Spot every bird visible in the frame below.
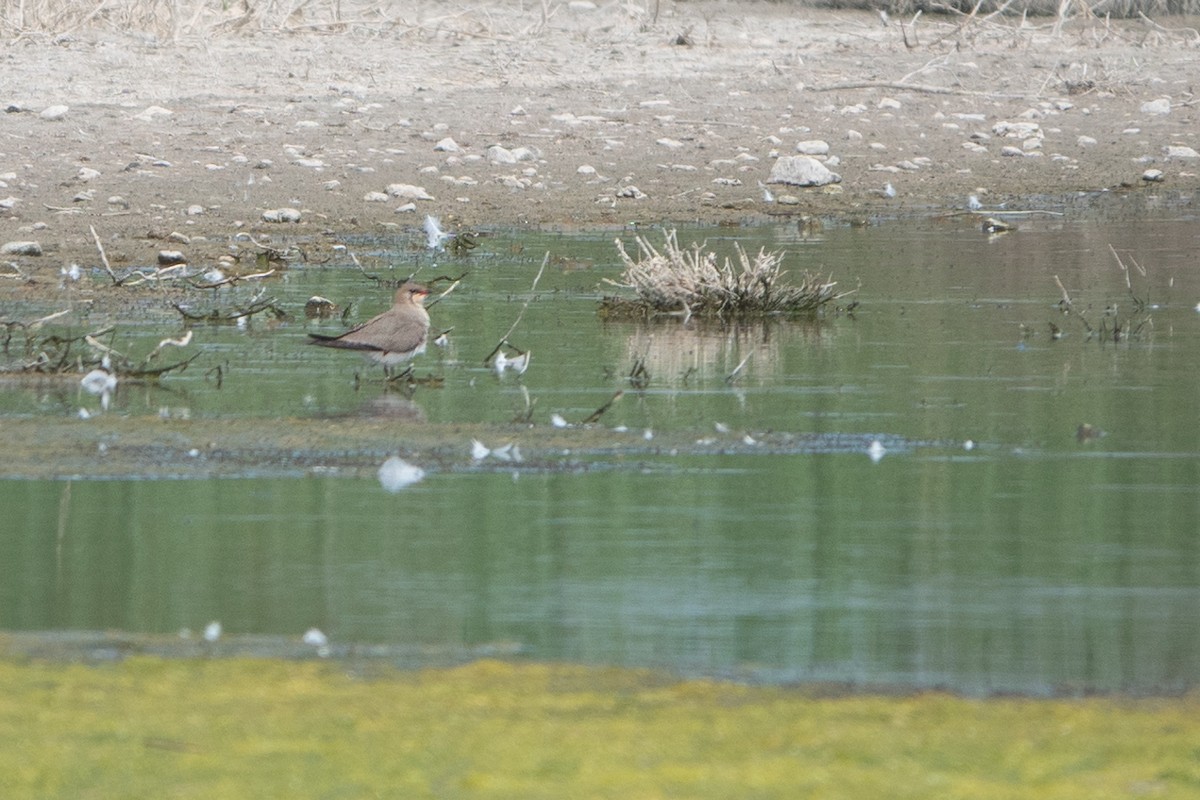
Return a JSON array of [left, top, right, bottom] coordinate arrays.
[[308, 282, 431, 377]]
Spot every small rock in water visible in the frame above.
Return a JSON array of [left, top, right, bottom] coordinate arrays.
[[39, 104, 69, 121], [767, 155, 841, 187], [0, 241, 42, 256], [262, 208, 301, 223]]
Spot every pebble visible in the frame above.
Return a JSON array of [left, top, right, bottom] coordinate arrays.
[[363, 191, 390, 202], [1164, 145, 1200, 159], [795, 139, 830, 155], [434, 137, 462, 152], [387, 183, 434, 200], [39, 104, 69, 121], [157, 250, 187, 265], [293, 157, 325, 168], [615, 185, 646, 199], [185, 204, 205, 216], [993, 121, 1041, 139], [577, 164, 597, 175], [0, 197, 17, 210], [1, 241, 42, 256], [1142, 169, 1165, 182], [656, 137, 684, 149], [878, 97, 902, 110], [133, 105, 173, 121], [1077, 135, 1098, 147], [1140, 98, 1172, 115], [262, 208, 301, 223], [767, 155, 841, 187], [487, 145, 518, 164]]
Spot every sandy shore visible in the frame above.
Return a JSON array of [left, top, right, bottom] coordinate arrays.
[[1, 1, 1197, 276]]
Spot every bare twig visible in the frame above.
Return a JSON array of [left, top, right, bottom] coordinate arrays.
[[89, 225, 121, 285], [483, 251, 549, 366], [582, 390, 624, 424]]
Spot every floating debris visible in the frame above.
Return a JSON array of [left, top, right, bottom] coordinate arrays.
[[867, 440, 886, 463], [550, 413, 570, 429], [424, 214, 450, 250], [81, 367, 117, 410], [301, 628, 328, 647], [982, 217, 1015, 234], [203, 621, 222, 642], [377, 456, 425, 492], [493, 349, 530, 376], [304, 296, 338, 319]]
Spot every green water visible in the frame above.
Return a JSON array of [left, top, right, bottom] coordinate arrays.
[[2, 207, 1199, 694]]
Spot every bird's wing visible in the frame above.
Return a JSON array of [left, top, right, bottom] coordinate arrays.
[[333, 310, 428, 353]]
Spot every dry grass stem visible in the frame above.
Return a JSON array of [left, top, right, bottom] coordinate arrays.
[[603, 230, 847, 318]]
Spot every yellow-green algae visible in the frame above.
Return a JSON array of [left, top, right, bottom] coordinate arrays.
[[1, 655, 1197, 799]]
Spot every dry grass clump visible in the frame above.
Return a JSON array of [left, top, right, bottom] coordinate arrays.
[[602, 230, 847, 319]]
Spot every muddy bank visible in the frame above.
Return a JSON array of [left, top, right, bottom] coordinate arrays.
[[1, 1, 1197, 278]]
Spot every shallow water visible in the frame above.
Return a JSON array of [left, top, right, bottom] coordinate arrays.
[[2, 199, 1199, 695]]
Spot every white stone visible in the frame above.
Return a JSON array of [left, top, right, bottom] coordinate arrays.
[[795, 139, 830, 155], [363, 191, 390, 202], [656, 138, 684, 149], [993, 121, 1041, 139], [39, 105, 69, 121], [878, 97, 902, 110], [134, 105, 173, 121], [1164, 145, 1200, 159], [767, 156, 841, 187], [77, 167, 101, 182], [1140, 98, 1172, 115], [262, 208, 302, 223], [487, 145, 518, 164], [434, 137, 462, 152], [386, 183, 434, 200], [0, 241, 42, 255], [1142, 169, 1165, 182], [1077, 135, 1098, 147]]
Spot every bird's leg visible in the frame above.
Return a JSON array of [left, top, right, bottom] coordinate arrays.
[[385, 365, 415, 383]]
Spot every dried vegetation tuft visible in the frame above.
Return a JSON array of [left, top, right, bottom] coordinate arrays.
[[602, 230, 849, 319]]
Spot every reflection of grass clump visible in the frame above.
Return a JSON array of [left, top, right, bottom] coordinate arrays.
[[602, 229, 846, 319]]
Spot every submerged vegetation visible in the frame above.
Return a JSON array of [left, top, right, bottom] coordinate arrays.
[[1, 655, 1198, 799], [602, 229, 849, 319]]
